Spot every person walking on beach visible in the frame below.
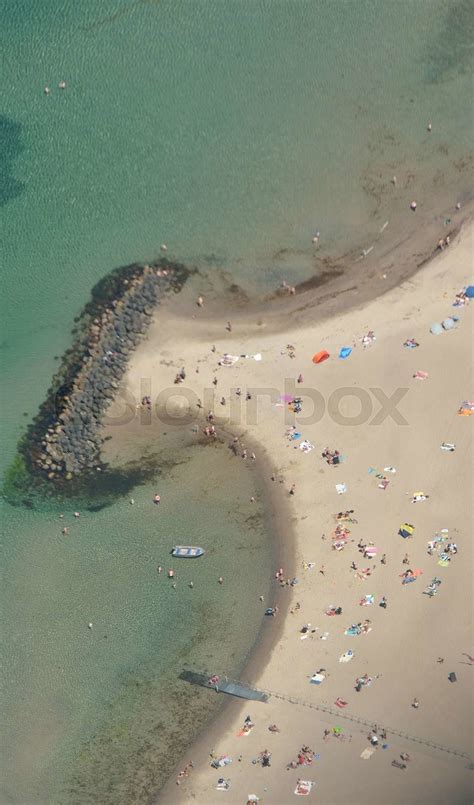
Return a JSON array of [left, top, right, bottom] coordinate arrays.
[[226, 321, 232, 332], [403, 553, 409, 565], [381, 554, 387, 564], [289, 484, 296, 496]]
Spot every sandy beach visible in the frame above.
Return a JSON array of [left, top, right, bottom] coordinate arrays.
[[103, 222, 473, 804]]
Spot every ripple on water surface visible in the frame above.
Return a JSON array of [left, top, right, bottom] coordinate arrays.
[[2, 445, 273, 803]]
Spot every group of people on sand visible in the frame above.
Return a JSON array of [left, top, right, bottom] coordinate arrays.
[[287, 745, 316, 769], [322, 447, 341, 465]]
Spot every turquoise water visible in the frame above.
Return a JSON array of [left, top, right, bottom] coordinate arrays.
[[1, 0, 473, 801]]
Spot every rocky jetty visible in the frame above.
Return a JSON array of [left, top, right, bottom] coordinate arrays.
[[21, 258, 190, 486]]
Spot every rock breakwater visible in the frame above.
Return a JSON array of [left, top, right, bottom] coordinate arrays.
[[19, 258, 191, 489]]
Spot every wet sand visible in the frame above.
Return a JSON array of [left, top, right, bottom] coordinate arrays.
[[104, 219, 473, 803]]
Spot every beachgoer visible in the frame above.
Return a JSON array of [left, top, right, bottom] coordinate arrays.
[[289, 484, 296, 496], [412, 698, 419, 709], [218, 576, 224, 584], [410, 201, 417, 211], [402, 553, 409, 565], [197, 296, 203, 307], [381, 554, 387, 564], [297, 373, 303, 384], [226, 321, 232, 332]]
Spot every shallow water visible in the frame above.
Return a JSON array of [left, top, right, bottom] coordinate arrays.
[[1, 0, 473, 801], [1, 445, 273, 802]]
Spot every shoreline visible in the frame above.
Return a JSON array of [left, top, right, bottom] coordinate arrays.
[[4, 205, 472, 801], [111, 219, 473, 803]]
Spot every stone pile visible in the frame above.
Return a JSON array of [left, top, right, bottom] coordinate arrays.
[[25, 259, 189, 482]]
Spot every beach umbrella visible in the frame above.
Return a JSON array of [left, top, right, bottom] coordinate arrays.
[[465, 285, 474, 298], [312, 350, 330, 364], [338, 347, 352, 359], [398, 523, 414, 538], [430, 322, 443, 335]]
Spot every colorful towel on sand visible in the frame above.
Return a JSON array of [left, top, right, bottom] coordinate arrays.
[[294, 780, 315, 796]]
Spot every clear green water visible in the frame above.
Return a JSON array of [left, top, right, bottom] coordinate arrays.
[[1, 0, 473, 801]]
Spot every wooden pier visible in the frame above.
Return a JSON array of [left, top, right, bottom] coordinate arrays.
[[179, 670, 268, 702]]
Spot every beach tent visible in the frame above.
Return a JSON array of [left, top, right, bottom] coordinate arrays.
[[430, 322, 443, 335], [465, 285, 474, 298], [398, 523, 415, 538], [339, 347, 352, 359], [312, 350, 330, 364]]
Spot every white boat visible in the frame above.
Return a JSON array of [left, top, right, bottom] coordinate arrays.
[[171, 546, 205, 558]]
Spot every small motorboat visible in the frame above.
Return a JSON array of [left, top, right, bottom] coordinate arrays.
[[171, 546, 205, 558]]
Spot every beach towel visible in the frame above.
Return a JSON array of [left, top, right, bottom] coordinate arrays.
[[294, 780, 314, 796], [236, 726, 254, 737], [345, 626, 360, 636], [364, 547, 377, 557], [442, 317, 457, 330], [339, 650, 354, 663], [335, 483, 347, 495], [335, 697, 348, 708], [413, 370, 429, 380], [360, 748, 375, 760], [220, 354, 239, 365], [212, 756, 232, 768]]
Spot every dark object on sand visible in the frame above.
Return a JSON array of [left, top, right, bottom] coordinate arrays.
[[448, 672, 457, 683]]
